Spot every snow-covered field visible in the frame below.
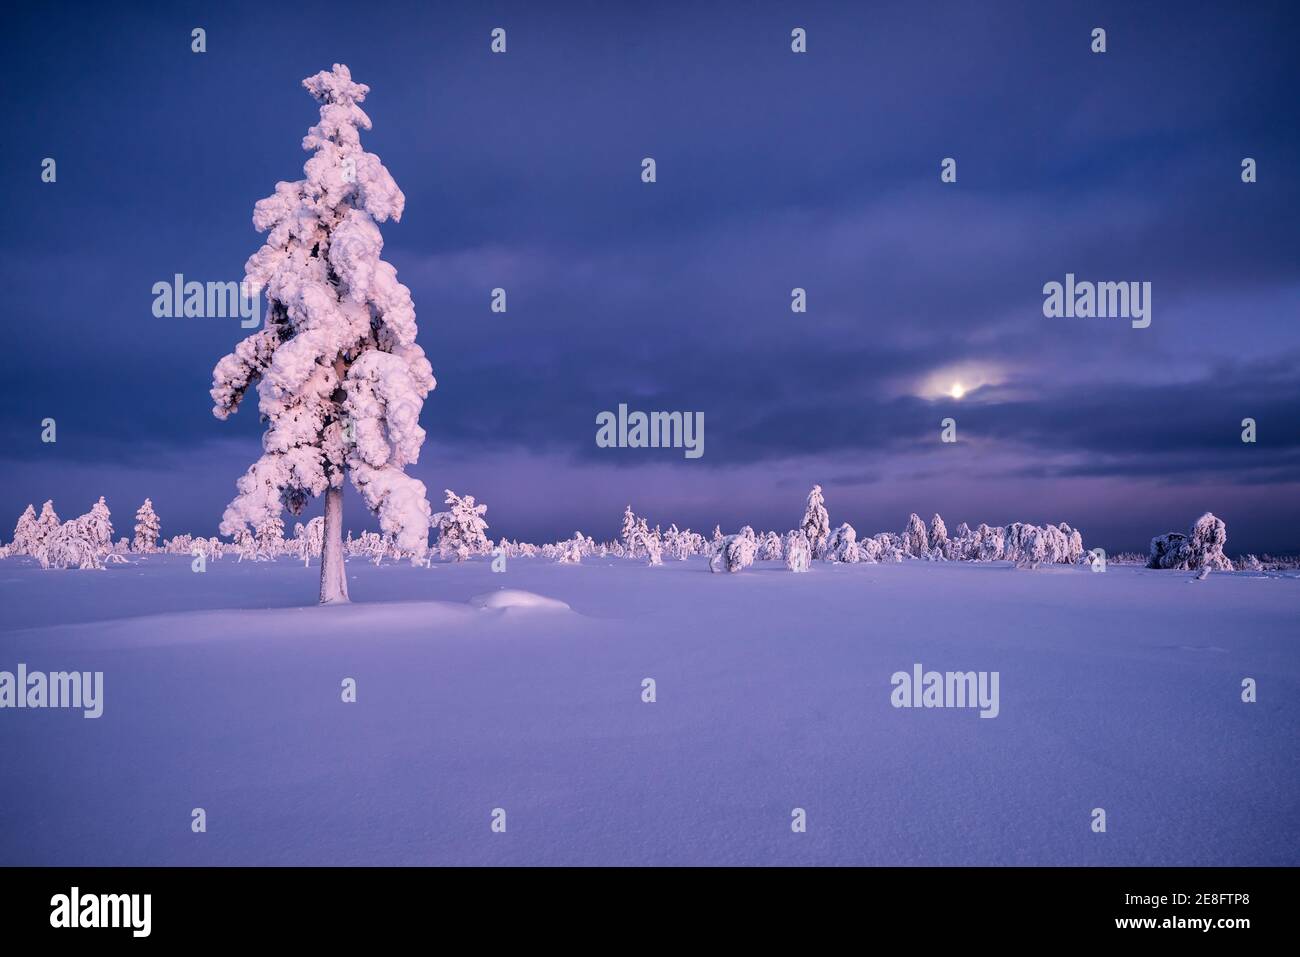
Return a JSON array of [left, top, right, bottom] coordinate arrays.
[[1, 555, 1296, 866]]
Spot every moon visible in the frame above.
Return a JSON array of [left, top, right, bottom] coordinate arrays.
[[949, 382, 966, 399]]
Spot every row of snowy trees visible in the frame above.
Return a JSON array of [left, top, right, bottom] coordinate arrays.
[[0, 486, 1244, 577], [0, 491, 1097, 574], [1, 488, 498, 571], [702, 486, 1089, 573], [4, 498, 129, 570]]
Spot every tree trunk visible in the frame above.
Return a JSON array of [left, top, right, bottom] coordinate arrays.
[[319, 484, 349, 604]]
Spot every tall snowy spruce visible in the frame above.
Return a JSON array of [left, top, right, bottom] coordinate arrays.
[[800, 485, 830, 558], [211, 65, 435, 603], [133, 498, 161, 553]]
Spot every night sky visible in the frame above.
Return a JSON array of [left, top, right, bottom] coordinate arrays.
[[3, 1, 1298, 553]]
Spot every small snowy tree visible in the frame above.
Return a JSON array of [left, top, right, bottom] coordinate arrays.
[[37, 520, 103, 570], [758, 530, 784, 561], [901, 513, 929, 559], [1012, 525, 1047, 569], [620, 506, 642, 558], [295, 515, 326, 565], [800, 485, 830, 558], [9, 505, 39, 556], [1038, 524, 1071, 564], [1148, 512, 1232, 571], [1186, 512, 1233, 571], [642, 519, 663, 566], [434, 489, 490, 561], [784, 530, 811, 572], [254, 515, 286, 560], [710, 531, 757, 573], [974, 523, 1004, 561], [1058, 523, 1085, 565], [210, 64, 434, 603], [928, 514, 949, 561], [873, 531, 905, 563], [35, 500, 61, 547], [133, 499, 161, 553], [80, 497, 114, 554], [556, 532, 584, 564], [824, 523, 860, 563], [952, 521, 974, 560]]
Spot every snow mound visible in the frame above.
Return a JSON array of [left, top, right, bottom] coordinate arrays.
[[471, 589, 572, 612]]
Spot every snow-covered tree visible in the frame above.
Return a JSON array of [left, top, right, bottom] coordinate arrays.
[[1010, 524, 1047, 568], [194, 537, 225, 563], [1058, 523, 1085, 565], [36, 520, 103, 570], [901, 513, 929, 559], [1185, 513, 1233, 571], [974, 523, 1004, 561], [254, 515, 286, 559], [784, 530, 811, 572], [79, 497, 114, 553], [556, 532, 584, 564], [9, 505, 39, 556], [928, 514, 949, 560], [1148, 512, 1233, 571], [35, 500, 60, 547], [872, 531, 905, 563], [800, 485, 830, 558], [642, 519, 663, 566], [620, 506, 639, 557], [710, 531, 757, 574], [952, 521, 974, 560], [1037, 524, 1074, 564], [295, 516, 326, 565], [1002, 523, 1032, 564], [663, 524, 685, 561], [758, 530, 784, 561], [133, 499, 161, 553], [824, 522, 860, 563], [434, 489, 490, 561], [347, 530, 389, 565], [210, 64, 434, 603]]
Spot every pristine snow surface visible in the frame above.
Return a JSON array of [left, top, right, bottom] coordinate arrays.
[[1, 555, 1296, 865]]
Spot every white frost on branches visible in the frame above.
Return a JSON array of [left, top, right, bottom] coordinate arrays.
[[710, 528, 758, 574], [1148, 512, 1233, 572], [901, 513, 929, 559], [800, 485, 830, 558], [133, 499, 161, 553], [824, 523, 860, 563], [211, 64, 434, 557], [434, 489, 490, 561], [783, 530, 811, 572], [9, 505, 40, 556]]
